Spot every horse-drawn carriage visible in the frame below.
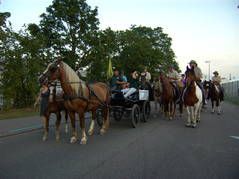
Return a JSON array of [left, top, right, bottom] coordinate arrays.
[[96, 89, 151, 128]]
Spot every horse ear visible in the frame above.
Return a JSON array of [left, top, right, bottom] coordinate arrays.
[[186, 65, 189, 71]]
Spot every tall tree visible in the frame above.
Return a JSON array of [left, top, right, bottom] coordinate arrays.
[[38, 0, 100, 68]]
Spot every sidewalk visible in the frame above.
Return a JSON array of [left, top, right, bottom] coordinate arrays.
[[0, 113, 91, 138]]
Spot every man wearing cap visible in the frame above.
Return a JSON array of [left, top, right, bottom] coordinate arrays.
[[189, 60, 206, 105], [110, 69, 126, 90], [212, 71, 224, 100]]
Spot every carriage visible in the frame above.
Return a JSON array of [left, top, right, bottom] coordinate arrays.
[[96, 89, 151, 128]]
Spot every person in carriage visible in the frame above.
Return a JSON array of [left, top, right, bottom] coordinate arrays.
[[211, 71, 224, 101], [110, 68, 127, 91], [121, 70, 139, 98]]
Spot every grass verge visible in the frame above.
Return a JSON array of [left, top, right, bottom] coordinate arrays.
[[0, 108, 38, 120]]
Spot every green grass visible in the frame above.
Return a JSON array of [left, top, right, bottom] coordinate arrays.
[[225, 96, 239, 106], [0, 108, 38, 120]]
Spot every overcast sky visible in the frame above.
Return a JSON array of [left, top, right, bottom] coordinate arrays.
[[1, 0, 239, 79]]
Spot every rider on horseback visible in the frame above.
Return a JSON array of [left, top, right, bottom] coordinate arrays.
[[212, 71, 224, 101], [167, 65, 180, 102], [189, 60, 206, 105]]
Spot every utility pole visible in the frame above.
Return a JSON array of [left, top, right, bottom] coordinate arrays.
[[205, 60, 211, 81]]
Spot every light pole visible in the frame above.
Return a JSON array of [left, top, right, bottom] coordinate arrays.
[[205, 60, 211, 81]]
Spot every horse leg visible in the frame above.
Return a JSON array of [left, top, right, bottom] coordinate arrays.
[[42, 114, 49, 141], [55, 112, 61, 142], [172, 102, 176, 119], [64, 110, 69, 134], [217, 100, 221, 115], [169, 102, 173, 120], [191, 106, 197, 128], [79, 113, 87, 144], [101, 107, 110, 135], [185, 106, 191, 127], [179, 101, 183, 118], [197, 102, 202, 123], [88, 111, 96, 136], [211, 100, 215, 113], [69, 112, 77, 143]]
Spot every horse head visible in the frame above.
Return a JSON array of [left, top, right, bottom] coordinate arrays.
[[39, 59, 62, 85], [185, 66, 196, 87]]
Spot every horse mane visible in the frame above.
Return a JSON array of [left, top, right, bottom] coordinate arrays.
[[61, 62, 86, 96]]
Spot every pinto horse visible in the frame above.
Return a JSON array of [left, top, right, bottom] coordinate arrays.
[[160, 74, 177, 120], [207, 81, 223, 114], [183, 66, 203, 128], [39, 60, 110, 144]]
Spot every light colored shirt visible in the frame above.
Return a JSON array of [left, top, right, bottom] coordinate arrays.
[[194, 66, 203, 80], [212, 75, 221, 84], [167, 69, 179, 81]]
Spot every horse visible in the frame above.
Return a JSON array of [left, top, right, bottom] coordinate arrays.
[[153, 77, 162, 112], [39, 59, 110, 144], [35, 83, 69, 141], [160, 74, 177, 120], [207, 81, 223, 114], [183, 66, 203, 128]]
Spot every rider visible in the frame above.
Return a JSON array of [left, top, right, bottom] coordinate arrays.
[[167, 65, 180, 102], [122, 70, 139, 98], [110, 69, 127, 91], [189, 60, 206, 105], [212, 71, 224, 100], [141, 67, 151, 83]]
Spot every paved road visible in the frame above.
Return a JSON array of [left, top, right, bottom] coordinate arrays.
[[0, 102, 239, 179]]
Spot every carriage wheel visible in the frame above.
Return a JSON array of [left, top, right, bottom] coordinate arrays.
[[96, 109, 103, 127], [113, 109, 123, 121], [131, 104, 140, 128], [142, 101, 151, 122]]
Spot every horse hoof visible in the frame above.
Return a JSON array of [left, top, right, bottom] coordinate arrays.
[[65, 127, 69, 134], [80, 139, 87, 145], [211, 111, 215, 114], [56, 136, 60, 142], [185, 123, 191, 127], [70, 137, 77, 144], [100, 129, 106, 135], [42, 134, 48, 141], [217, 112, 221, 115], [191, 124, 197, 128], [88, 130, 94, 136]]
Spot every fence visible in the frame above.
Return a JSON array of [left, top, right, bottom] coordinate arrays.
[[222, 80, 239, 101]]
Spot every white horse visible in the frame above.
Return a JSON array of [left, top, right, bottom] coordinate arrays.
[[183, 66, 203, 128]]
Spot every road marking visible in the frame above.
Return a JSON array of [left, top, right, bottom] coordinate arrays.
[[230, 136, 239, 140]]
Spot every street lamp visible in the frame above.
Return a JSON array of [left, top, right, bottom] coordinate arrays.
[[205, 60, 211, 81]]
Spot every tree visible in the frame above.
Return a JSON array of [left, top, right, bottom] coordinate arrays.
[[114, 25, 179, 76], [37, 0, 100, 68]]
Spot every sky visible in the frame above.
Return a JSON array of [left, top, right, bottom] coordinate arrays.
[[1, 0, 239, 80]]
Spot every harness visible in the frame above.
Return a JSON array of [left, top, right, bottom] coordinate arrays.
[[60, 81, 108, 110]]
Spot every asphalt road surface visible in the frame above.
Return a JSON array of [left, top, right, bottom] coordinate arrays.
[[0, 102, 239, 179]]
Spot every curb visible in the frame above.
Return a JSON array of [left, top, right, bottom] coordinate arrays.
[[0, 115, 91, 138]]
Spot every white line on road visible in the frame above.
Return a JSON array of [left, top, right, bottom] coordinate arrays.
[[230, 136, 239, 140]]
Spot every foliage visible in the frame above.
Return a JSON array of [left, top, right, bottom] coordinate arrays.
[[0, 0, 179, 108]]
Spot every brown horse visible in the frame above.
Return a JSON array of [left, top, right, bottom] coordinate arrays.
[[39, 60, 110, 144], [207, 81, 223, 114], [153, 77, 162, 112], [160, 74, 176, 120], [35, 83, 68, 141], [183, 66, 203, 128]]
